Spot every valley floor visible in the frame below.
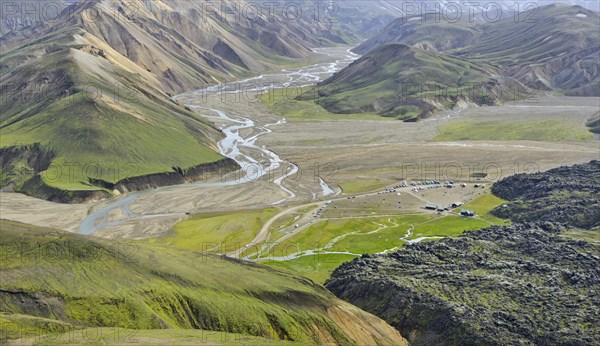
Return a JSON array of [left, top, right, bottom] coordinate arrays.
[[1, 49, 598, 283]]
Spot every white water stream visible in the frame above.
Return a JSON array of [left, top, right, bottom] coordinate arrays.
[[79, 48, 359, 234]]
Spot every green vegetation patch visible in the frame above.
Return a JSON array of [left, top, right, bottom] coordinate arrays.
[[259, 196, 509, 282], [561, 229, 600, 243], [259, 254, 358, 284], [268, 217, 386, 257], [1, 93, 223, 191], [410, 215, 494, 239], [460, 193, 510, 224], [268, 205, 318, 242], [434, 119, 594, 141], [260, 87, 383, 121], [157, 208, 280, 253]]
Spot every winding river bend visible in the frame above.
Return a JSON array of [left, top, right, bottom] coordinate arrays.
[[79, 47, 359, 235]]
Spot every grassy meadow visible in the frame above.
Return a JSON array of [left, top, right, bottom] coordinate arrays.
[[149, 208, 280, 254], [259, 87, 383, 121], [434, 119, 594, 142], [157, 190, 509, 284], [249, 192, 509, 283]]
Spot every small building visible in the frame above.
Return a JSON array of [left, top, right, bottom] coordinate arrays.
[[425, 203, 438, 210], [461, 209, 475, 217]]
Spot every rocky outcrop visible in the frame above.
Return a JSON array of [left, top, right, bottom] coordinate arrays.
[[586, 111, 600, 134], [10, 155, 238, 203], [212, 39, 248, 70], [0, 144, 111, 203], [19, 175, 110, 203], [326, 222, 600, 346], [490, 160, 600, 229], [0, 143, 55, 187], [90, 157, 239, 194]]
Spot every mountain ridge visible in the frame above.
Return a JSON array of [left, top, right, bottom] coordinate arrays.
[[0, 0, 407, 200], [306, 4, 599, 120], [308, 43, 529, 120]]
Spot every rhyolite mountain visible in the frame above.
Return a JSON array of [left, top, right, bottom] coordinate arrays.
[[0, 0, 403, 90], [306, 43, 529, 120], [0, 0, 399, 201], [454, 4, 600, 96], [313, 4, 600, 120], [352, 15, 481, 56], [355, 0, 599, 56]]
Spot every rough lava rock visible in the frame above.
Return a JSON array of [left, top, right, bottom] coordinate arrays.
[[326, 222, 600, 345], [490, 160, 600, 229]]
